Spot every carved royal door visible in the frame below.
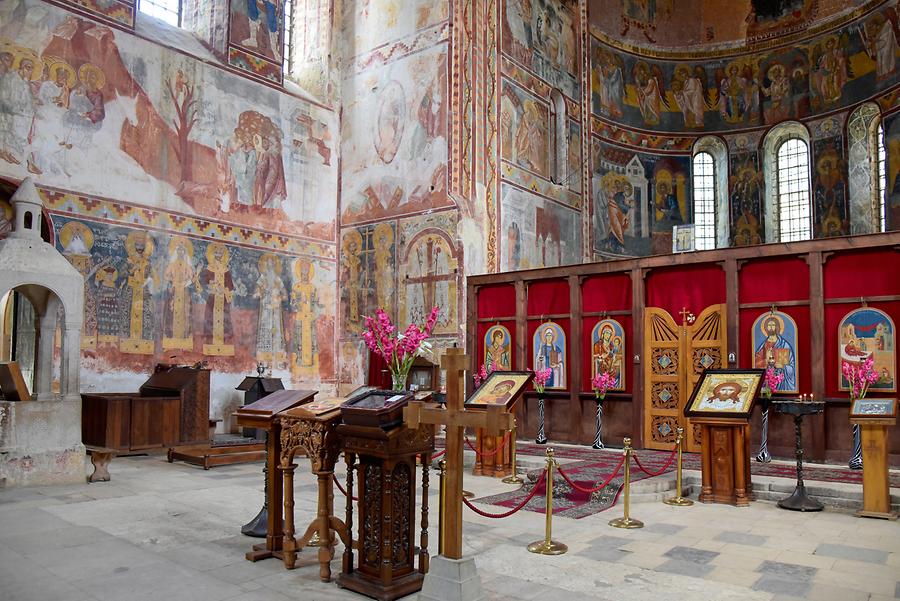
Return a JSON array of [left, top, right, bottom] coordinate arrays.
[[643, 304, 727, 452]]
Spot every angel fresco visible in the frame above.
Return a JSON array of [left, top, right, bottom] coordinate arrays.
[[593, 48, 624, 119], [671, 65, 707, 129], [810, 35, 851, 107], [860, 10, 899, 82], [633, 61, 664, 126], [761, 63, 792, 124]]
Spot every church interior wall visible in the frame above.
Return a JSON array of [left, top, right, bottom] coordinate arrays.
[[0, 0, 339, 426]]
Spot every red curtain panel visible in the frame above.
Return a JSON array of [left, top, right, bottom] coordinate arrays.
[[645, 264, 726, 318], [739, 257, 809, 303], [477, 283, 516, 318], [527, 279, 570, 316], [582, 273, 632, 313]]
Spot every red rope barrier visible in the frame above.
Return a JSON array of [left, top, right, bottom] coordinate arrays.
[[431, 449, 446, 459], [464, 431, 513, 458], [631, 449, 678, 477], [556, 454, 626, 494], [461, 470, 547, 519], [332, 474, 358, 502]]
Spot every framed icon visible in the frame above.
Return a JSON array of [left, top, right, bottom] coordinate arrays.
[[465, 370, 533, 410], [684, 368, 764, 418]]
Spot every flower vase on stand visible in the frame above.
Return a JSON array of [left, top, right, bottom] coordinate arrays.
[[391, 371, 408, 392], [592, 398, 604, 450]]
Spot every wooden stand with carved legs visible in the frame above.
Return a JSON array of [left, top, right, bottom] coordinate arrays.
[[695, 417, 752, 507], [278, 408, 349, 581]]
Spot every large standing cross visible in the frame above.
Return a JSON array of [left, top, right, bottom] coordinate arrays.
[[403, 348, 513, 559]]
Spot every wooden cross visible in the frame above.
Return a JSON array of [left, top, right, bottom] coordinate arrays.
[[679, 307, 692, 325], [403, 348, 514, 559]]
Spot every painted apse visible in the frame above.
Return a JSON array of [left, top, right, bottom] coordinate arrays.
[[0, 0, 339, 419]]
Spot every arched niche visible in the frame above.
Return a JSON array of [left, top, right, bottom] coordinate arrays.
[[847, 102, 882, 235]]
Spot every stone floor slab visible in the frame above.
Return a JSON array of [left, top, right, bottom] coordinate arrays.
[[663, 545, 720, 564], [714, 530, 767, 547], [814, 542, 889, 564]]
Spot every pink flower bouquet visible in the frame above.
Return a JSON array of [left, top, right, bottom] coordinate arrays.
[[363, 307, 439, 390], [842, 355, 879, 401], [761, 366, 784, 399], [591, 371, 615, 400], [532, 367, 552, 394]]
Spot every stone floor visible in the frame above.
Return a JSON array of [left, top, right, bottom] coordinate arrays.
[[1, 452, 898, 601]]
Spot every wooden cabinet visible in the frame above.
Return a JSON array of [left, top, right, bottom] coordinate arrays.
[[81, 365, 209, 453]]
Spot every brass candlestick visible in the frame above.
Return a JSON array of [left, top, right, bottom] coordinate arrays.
[[664, 427, 694, 507], [527, 448, 568, 555], [610, 438, 644, 529], [502, 423, 524, 485]]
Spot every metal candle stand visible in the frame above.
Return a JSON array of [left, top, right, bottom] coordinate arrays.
[[773, 396, 825, 512]]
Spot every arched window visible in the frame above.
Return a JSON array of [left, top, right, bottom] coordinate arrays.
[[549, 90, 567, 185], [847, 103, 884, 234], [138, 0, 182, 27], [692, 153, 716, 250], [877, 122, 887, 232], [283, 0, 331, 88], [691, 136, 728, 249], [776, 138, 812, 242], [762, 121, 811, 242]]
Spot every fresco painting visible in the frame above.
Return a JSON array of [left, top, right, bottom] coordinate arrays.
[[398, 211, 459, 338], [502, 0, 580, 99], [230, 0, 283, 63], [500, 81, 551, 179], [811, 124, 849, 238], [886, 111, 900, 230], [591, 139, 690, 258], [340, 223, 397, 336], [51, 215, 336, 385], [0, 1, 337, 240], [339, 0, 449, 57], [340, 44, 451, 225], [727, 134, 765, 246], [588, 3, 900, 134], [502, 184, 582, 271]]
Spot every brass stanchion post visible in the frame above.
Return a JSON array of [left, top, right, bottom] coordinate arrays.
[[527, 448, 567, 555], [664, 426, 693, 507], [438, 459, 446, 556], [609, 438, 644, 529], [502, 422, 524, 485]]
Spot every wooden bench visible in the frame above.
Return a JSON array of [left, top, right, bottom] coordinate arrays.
[[85, 445, 117, 483]]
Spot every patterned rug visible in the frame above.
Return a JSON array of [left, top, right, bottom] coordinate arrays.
[[467, 443, 900, 520]]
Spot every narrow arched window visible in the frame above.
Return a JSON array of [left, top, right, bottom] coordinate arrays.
[[877, 123, 887, 232], [692, 152, 716, 250], [549, 90, 567, 185], [138, 0, 182, 27], [776, 138, 812, 242]]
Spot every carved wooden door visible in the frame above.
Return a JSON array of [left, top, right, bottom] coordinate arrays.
[[643, 305, 727, 452]]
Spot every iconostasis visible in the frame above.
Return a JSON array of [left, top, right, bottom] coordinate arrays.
[[468, 234, 900, 465]]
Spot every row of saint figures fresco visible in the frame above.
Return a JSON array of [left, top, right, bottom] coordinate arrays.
[[483, 308, 896, 392], [57, 221, 325, 377]]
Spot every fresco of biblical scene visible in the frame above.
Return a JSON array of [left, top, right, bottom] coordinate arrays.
[[586, 3, 900, 134], [500, 81, 550, 179], [591, 319, 625, 390], [751, 311, 799, 394], [230, 0, 282, 62], [839, 308, 896, 392], [340, 223, 397, 336], [501, 184, 582, 271], [566, 121, 582, 193], [812, 133, 849, 238], [398, 212, 459, 338], [728, 144, 764, 246], [533, 321, 566, 390], [49, 216, 336, 384], [484, 325, 513, 371], [340, 44, 450, 224], [0, 1, 337, 239], [591, 140, 690, 258], [502, 0, 580, 99]]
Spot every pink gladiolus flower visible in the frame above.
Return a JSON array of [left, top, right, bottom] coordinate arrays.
[[363, 306, 440, 385], [762, 366, 784, 398], [531, 367, 552, 393], [592, 371, 615, 398], [474, 365, 488, 387], [843, 356, 880, 401]]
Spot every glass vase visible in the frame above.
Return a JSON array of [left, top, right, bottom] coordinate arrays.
[[391, 371, 408, 392]]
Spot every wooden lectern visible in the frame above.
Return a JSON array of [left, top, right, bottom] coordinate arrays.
[[684, 369, 763, 507], [336, 390, 435, 601], [850, 398, 898, 520], [234, 389, 317, 562]]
